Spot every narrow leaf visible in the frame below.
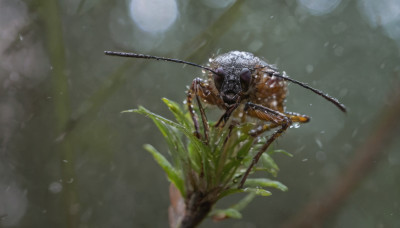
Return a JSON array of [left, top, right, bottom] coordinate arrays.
[[210, 208, 242, 220], [243, 188, 272, 197], [162, 98, 191, 129], [121, 109, 135, 113], [270, 149, 293, 157], [143, 144, 185, 197], [232, 192, 257, 211], [211, 192, 256, 220], [261, 153, 279, 177], [244, 178, 288, 192]]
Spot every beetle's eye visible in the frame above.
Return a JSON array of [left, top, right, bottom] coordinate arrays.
[[240, 68, 251, 91], [213, 67, 225, 90]]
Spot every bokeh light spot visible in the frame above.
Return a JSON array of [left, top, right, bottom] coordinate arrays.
[[129, 0, 178, 33], [358, 0, 400, 42], [202, 0, 236, 9], [297, 0, 342, 16]]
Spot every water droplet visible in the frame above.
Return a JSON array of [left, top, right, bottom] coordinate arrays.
[[351, 128, 358, 137], [48, 182, 62, 194], [306, 64, 314, 74], [290, 123, 300, 128], [315, 138, 323, 148]]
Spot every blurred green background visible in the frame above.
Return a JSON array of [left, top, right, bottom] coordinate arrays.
[[1, 0, 400, 227]]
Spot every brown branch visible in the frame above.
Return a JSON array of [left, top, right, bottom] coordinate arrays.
[[281, 85, 400, 228], [180, 192, 213, 228], [169, 184, 185, 228], [168, 184, 216, 228]]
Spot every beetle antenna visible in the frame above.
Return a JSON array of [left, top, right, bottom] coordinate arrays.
[[262, 70, 347, 113], [104, 51, 218, 75]]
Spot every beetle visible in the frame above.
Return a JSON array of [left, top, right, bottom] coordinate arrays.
[[104, 50, 346, 187]]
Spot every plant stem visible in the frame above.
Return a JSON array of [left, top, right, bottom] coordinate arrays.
[[39, 1, 79, 227], [180, 192, 213, 228]]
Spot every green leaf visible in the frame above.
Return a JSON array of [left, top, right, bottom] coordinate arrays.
[[162, 98, 191, 129], [134, 105, 211, 186], [231, 192, 257, 211], [219, 160, 240, 183], [210, 208, 242, 220], [134, 106, 183, 132], [134, 106, 207, 161], [260, 153, 279, 177], [187, 141, 201, 172], [130, 98, 292, 219], [212, 192, 256, 220], [153, 119, 186, 165], [243, 188, 272, 197], [121, 109, 135, 113], [236, 139, 254, 160], [139, 107, 186, 167], [270, 149, 293, 157], [134, 106, 189, 167], [143, 144, 185, 197], [244, 178, 288, 192]]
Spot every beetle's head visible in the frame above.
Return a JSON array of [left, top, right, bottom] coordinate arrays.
[[212, 66, 252, 106], [210, 51, 259, 106]]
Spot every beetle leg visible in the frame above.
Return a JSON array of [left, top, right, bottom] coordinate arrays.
[[215, 104, 239, 128], [249, 111, 310, 137], [285, 111, 310, 123], [238, 102, 292, 188], [187, 78, 216, 141], [187, 79, 201, 139]]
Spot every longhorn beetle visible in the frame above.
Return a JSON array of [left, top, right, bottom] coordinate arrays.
[[104, 50, 346, 188]]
